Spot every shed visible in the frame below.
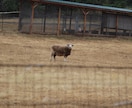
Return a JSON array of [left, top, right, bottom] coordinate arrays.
[[19, 0, 132, 36]]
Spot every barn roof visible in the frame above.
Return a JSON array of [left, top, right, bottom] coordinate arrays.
[[32, 0, 132, 14]]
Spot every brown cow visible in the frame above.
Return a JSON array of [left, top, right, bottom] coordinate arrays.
[[50, 44, 74, 61]]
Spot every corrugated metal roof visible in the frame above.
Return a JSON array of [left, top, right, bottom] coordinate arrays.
[[36, 0, 132, 14]]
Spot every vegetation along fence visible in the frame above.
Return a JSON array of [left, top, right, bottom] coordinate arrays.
[[0, 64, 132, 108]]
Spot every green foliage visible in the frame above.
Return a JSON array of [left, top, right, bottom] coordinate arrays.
[[1, 0, 18, 11], [67, 0, 132, 8], [102, 0, 127, 8]]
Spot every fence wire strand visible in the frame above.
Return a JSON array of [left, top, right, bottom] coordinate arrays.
[[0, 65, 132, 108]]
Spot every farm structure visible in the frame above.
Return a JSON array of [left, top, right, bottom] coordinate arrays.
[[19, 0, 132, 36]]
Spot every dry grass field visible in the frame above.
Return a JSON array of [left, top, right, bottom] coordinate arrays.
[[0, 32, 132, 108]]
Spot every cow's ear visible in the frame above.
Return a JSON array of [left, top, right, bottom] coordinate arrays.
[[67, 44, 69, 47]]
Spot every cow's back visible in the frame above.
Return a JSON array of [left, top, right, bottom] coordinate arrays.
[[52, 46, 71, 56]]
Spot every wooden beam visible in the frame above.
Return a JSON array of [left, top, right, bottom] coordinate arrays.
[[101, 12, 104, 34], [115, 14, 118, 36], [69, 8, 73, 34], [57, 7, 61, 36], [81, 9, 89, 35], [18, 0, 22, 31], [29, 2, 38, 34], [43, 5, 47, 32]]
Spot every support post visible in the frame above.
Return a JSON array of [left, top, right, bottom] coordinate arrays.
[[81, 9, 89, 35], [29, 2, 38, 34], [115, 14, 118, 36], [101, 12, 104, 34], [57, 7, 61, 36], [1, 12, 3, 31], [18, 0, 22, 31], [89, 14, 92, 34], [69, 8, 73, 34], [43, 5, 47, 33]]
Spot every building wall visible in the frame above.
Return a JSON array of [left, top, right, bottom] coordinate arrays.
[[102, 13, 132, 35], [19, 1, 132, 36]]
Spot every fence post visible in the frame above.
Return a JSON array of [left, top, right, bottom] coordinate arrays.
[[81, 8, 89, 35], [29, 2, 38, 34], [1, 12, 3, 31], [18, 0, 22, 31], [69, 8, 73, 34], [57, 7, 61, 36], [115, 14, 118, 36]]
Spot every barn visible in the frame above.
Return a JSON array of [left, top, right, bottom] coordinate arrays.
[[19, 0, 132, 36]]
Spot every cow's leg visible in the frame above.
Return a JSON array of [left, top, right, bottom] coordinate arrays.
[[64, 56, 67, 62], [50, 52, 56, 61], [53, 54, 56, 61]]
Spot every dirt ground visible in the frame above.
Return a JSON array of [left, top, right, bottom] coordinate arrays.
[[0, 32, 132, 108]]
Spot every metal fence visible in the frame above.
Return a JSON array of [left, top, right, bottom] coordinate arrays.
[[19, 1, 132, 36], [0, 2, 132, 108], [0, 64, 132, 108], [19, 2, 102, 35], [0, 11, 19, 32]]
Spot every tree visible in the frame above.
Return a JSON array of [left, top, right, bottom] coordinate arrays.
[[65, 0, 132, 8], [1, 0, 18, 11]]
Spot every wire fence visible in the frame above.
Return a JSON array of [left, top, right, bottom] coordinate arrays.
[[0, 1, 132, 108], [18, 1, 132, 36], [0, 11, 19, 32], [0, 9, 132, 108], [0, 64, 132, 108]]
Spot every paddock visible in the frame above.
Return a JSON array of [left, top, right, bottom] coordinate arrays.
[[0, 33, 132, 108]]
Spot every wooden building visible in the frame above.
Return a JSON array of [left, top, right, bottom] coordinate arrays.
[[19, 0, 132, 36]]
